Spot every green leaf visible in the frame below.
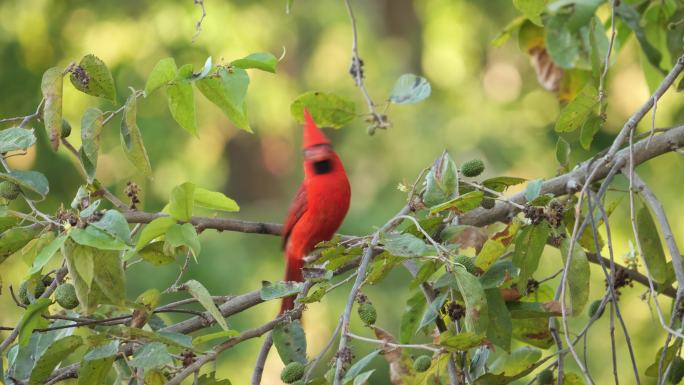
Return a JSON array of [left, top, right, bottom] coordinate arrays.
[[454, 265, 489, 334], [429, 191, 483, 215], [423, 151, 459, 207], [579, 113, 602, 150], [491, 16, 526, 47], [0, 225, 42, 264], [616, 2, 664, 73], [260, 280, 304, 300], [166, 223, 201, 257], [290, 91, 356, 129], [90, 209, 131, 244], [41, 66, 63, 151], [28, 335, 82, 385], [78, 356, 115, 385], [480, 260, 519, 289], [512, 223, 551, 291], [120, 91, 152, 176], [184, 279, 229, 331], [168, 79, 198, 135], [388, 73, 431, 104], [475, 238, 506, 272], [197, 372, 233, 385], [79, 107, 104, 182], [18, 298, 51, 346], [482, 176, 527, 192], [645, 345, 678, 376], [195, 67, 251, 132], [439, 331, 487, 351], [192, 330, 240, 345], [513, 0, 548, 26], [489, 346, 542, 376], [145, 57, 178, 95], [109, 327, 195, 350], [418, 291, 447, 332], [83, 340, 119, 360], [559, 238, 590, 316], [400, 290, 427, 343], [545, 14, 580, 69], [637, 204, 668, 283], [168, 182, 195, 221], [232, 52, 278, 73], [342, 350, 381, 383], [70, 227, 128, 250], [0, 170, 49, 199], [272, 320, 307, 364], [0, 127, 36, 153], [367, 252, 402, 284], [16, 230, 54, 267], [512, 318, 554, 348], [298, 282, 331, 304], [28, 234, 68, 275], [69, 54, 117, 102], [485, 289, 512, 351], [194, 187, 240, 212], [474, 354, 552, 385], [556, 137, 571, 167], [381, 233, 427, 257], [128, 342, 173, 369], [352, 370, 375, 385], [507, 301, 559, 318], [138, 241, 176, 266], [63, 241, 125, 312], [555, 82, 598, 132], [524, 179, 543, 202], [135, 216, 176, 250]]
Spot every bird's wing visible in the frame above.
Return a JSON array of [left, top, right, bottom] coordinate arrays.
[[282, 183, 308, 250]]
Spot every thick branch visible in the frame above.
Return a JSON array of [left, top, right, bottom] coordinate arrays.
[[123, 211, 283, 236], [461, 125, 684, 227]]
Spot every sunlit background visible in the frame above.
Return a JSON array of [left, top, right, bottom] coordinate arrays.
[[1, 0, 683, 383]]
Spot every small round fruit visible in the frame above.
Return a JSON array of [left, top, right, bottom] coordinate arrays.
[[669, 356, 684, 384], [413, 355, 432, 372], [55, 283, 79, 309], [461, 159, 485, 177], [18, 279, 46, 305], [588, 300, 604, 319], [357, 302, 377, 325], [60, 119, 72, 138], [0, 181, 21, 200], [280, 361, 305, 384], [480, 197, 496, 210], [454, 255, 476, 275], [537, 369, 554, 385]]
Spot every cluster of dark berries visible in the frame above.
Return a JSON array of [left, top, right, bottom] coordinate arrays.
[[181, 351, 196, 367], [548, 233, 566, 247], [523, 206, 546, 225], [445, 301, 465, 321], [125, 181, 141, 209], [606, 267, 633, 297], [547, 200, 564, 227], [70, 65, 90, 87], [349, 56, 364, 79], [526, 278, 540, 294], [56, 208, 80, 227]]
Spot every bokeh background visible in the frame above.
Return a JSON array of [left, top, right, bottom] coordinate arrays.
[[1, 0, 683, 383]]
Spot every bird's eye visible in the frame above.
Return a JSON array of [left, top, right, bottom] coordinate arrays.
[[312, 159, 332, 174]]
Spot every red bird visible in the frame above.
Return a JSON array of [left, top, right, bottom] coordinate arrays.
[[280, 109, 351, 313]]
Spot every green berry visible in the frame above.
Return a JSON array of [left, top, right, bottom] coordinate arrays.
[[588, 300, 604, 319], [413, 355, 432, 372], [55, 283, 79, 309], [461, 159, 485, 177], [357, 302, 377, 325], [454, 255, 477, 275], [669, 356, 684, 384], [480, 197, 496, 210], [537, 369, 554, 385], [0, 181, 21, 200], [280, 361, 305, 384], [18, 279, 46, 305], [61, 119, 72, 138]]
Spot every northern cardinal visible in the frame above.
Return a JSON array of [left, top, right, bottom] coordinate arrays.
[[280, 109, 351, 313]]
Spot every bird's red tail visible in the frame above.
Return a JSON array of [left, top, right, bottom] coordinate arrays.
[[279, 253, 303, 314]]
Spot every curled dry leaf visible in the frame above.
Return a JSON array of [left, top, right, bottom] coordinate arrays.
[[372, 326, 410, 385], [528, 47, 564, 92], [500, 287, 522, 302], [451, 226, 488, 254]]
